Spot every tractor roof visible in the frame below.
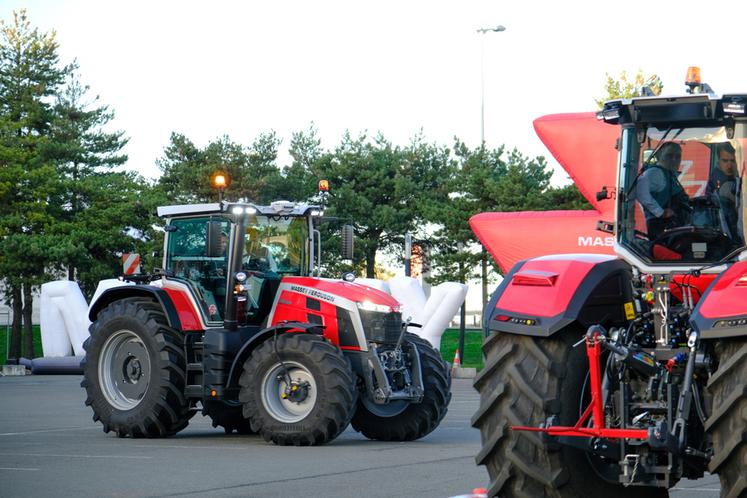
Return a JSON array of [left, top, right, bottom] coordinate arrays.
[[157, 200, 322, 218], [598, 93, 747, 128]]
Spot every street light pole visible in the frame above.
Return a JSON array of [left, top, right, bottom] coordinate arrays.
[[476, 25, 505, 331], [477, 25, 505, 146]]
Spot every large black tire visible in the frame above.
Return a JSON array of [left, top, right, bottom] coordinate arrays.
[[472, 330, 667, 498], [81, 298, 193, 437], [351, 333, 451, 441], [705, 339, 747, 498], [238, 333, 355, 445], [202, 399, 256, 435]]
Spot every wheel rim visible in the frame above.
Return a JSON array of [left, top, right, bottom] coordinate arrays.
[[98, 329, 151, 411], [261, 361, 317, 423], [361, 397, 408, 417]]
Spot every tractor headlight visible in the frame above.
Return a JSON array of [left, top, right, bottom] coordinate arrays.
[[357, 300, 393, 313]]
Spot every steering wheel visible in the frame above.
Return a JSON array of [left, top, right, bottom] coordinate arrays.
[[652, 226, 734, 260]]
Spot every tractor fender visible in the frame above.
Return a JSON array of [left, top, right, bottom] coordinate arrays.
[[691, 260, 747, 339], [485, 254, 633, 337], [225, 322, 324, 389], [88, 285, 182, 330]]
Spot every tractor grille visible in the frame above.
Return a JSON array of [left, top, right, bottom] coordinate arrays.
[[359, 310, 402, 343]]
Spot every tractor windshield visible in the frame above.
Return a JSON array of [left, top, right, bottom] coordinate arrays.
[[242, 214, 310, 276], [618, 123, 747, 265]]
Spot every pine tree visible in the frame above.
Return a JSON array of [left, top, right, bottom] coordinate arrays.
[[0, 10, 69, 359]]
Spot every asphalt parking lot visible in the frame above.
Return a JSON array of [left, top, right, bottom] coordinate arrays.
[[0, 375, 722, 497]]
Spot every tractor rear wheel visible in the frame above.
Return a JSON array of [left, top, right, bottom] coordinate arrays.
[[351, 333, 451, 441], [81, 298, 193, 438], [238, 333, 355, 445], [202, 399, 255, 435], [472, 330, 667, 498], [705, 338, 747, 498]]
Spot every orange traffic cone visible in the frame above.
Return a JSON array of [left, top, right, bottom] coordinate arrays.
[[452, 348, 461, 370]]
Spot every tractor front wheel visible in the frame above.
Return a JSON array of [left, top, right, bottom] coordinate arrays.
[[238, 333, 355, 445], [472, 330, 667, 498], [351, 333, 451, 441]]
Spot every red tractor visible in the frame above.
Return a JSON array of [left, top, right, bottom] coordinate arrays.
[[473, 73, 747, 497], [81, 199, 451, 445]]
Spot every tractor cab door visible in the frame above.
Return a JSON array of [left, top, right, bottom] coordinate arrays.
[[164, 216, 232, 324], [239, 214, 311, 325]]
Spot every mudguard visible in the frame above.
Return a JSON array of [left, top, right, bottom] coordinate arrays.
[[485, 254, 633, 337], [224, 322, 324, 389], [88, 285, 184, 330], [691, 260, 747, 339]]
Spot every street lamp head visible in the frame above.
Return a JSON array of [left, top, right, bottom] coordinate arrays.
[[477, 25, 506, 34]]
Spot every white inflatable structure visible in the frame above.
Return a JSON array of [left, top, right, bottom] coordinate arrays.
[[413, 282, 469, 349], [387, 276, 468, 351], [354, 277, 391, 295], [40, 281, 90, 357], [40, 279, 131, 358], [388, 276, 427, 325]]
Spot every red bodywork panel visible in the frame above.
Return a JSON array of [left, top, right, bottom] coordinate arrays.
[[272, 288, 344, 344], [270, 277, 400, 351], [696, 261, 747, 318], [279, 277, 399, 306], [162, 286, 203, 331], [471, 211, 613, 275], [533, 113, 619, 215], [470, 113, 618, 273], [496, 254, 616, 318]]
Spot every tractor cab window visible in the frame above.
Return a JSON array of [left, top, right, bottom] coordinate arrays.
[[243, 215, 309, 276], [619, 124, 747, 264], [165, 216, 231, 322], [240, 214, 310, 325]]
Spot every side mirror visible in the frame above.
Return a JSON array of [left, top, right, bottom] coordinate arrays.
[[206, 220, 224, 257], [341, 224, 354, 261], [596, 186, 609, 202]]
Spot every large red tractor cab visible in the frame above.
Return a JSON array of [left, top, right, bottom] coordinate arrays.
[[81, 200, 451, 445], [473, 71, 747, 497]]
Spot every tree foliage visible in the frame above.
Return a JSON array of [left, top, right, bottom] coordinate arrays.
[[157, 132, 283, 204], [311, 132, 450, 278], [596, 69, 663, 108], [0, 10, 154, 358], [425, 142, 555, 287], [0, 10, 69, 358]]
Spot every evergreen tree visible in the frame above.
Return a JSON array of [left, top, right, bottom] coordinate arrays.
[[0, 10, 69, 358], [45, 70, 130, 283], [313, 132, 417, 278], [157, 132, 282, 204]]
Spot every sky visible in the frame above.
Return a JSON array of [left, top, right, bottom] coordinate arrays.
[[5, 0, 747, 185]]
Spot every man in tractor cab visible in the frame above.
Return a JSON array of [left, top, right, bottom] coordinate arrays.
[[708, 142, 741, 241], [636, 141, 691, 238]]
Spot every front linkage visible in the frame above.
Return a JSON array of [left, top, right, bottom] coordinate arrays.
[[512, 324, 707, 488]]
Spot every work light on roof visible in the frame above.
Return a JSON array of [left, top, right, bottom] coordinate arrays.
[[723, 98, 746, 115]]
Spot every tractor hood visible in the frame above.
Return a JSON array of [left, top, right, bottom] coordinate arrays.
[[282, 277, 401, 310]]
